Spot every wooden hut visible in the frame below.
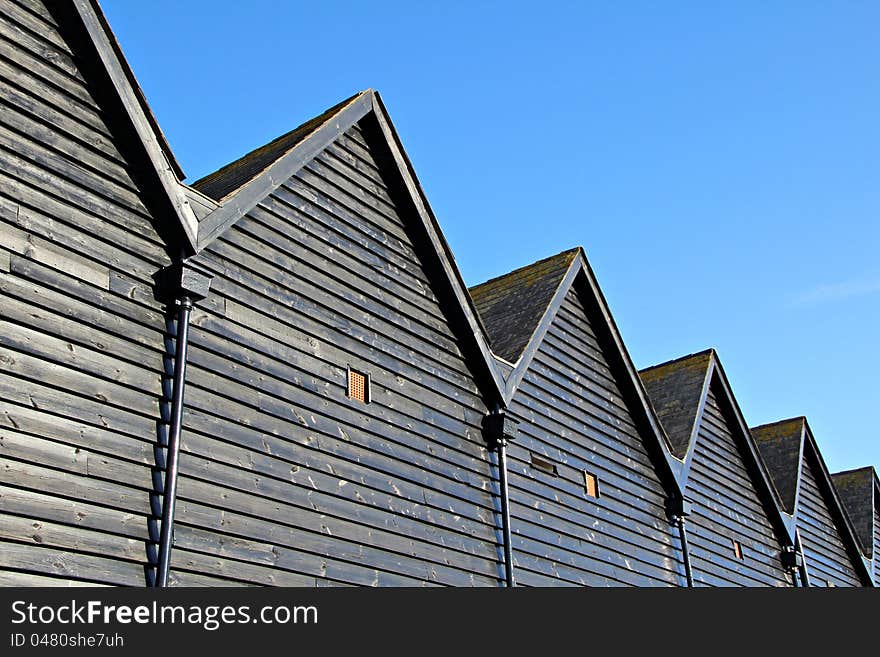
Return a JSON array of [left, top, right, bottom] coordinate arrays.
[[469, 249, 686, 586], [0, 0, 204, 586], [0, 0, 511, 586], [639, 351, 795, 586], [752, 419, 873, 586], [832, 467, 879, 585], [0, 0, 875, 588]]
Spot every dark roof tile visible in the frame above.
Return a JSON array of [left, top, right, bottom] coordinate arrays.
[[751, 418, 805, 515], [192, 92, 363, 200], [468, 248, 578, 363], [638, 351, 713, 459], [831, 467, 876, 556]]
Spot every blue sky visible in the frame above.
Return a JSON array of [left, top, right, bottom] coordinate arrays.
[[103, 1, 879, 474]]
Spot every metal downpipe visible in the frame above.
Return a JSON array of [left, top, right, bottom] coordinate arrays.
[[795, 529, 811, 587], [677, 516, 695, 587], [497, 438, 515, 587], [155, 296, 193, 587]]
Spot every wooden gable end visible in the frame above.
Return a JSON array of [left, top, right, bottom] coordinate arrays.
[[178, 115, 502, 586], [505, 282, 683, 586], [684, 381, 792, 587], [798, 452, 864, 587], [874, 489, 879, 584], [0, 0, 187, 585]]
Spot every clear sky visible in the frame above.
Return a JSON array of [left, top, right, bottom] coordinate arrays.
[[103, 1, 879, 474]]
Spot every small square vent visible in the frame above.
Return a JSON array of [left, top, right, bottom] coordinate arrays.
[[347, 367, 370, 403]]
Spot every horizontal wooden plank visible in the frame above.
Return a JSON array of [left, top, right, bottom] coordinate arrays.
[[0, 170, 165, 259], [0, 540, 144, 586], [270, 182, 431, 289], [198, 297, 480, 418], [0, 213, 110, 287], [0, 30, 96, 111], [0, 457, 153, 517], [0, 570, 109, 586], [0, 54, 109, 140], [0, 483, 150, 541], [179, 424, 498, 550], [173, 473, 498, 587]]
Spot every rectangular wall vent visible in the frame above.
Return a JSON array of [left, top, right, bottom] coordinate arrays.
[[530, 453, 558, 476], [347, 367, 370, 403], [584, 471, 600, 498]]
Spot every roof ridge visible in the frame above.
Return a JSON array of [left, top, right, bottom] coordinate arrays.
[[192, 91, 367, 200], [469, 247, 580, 293], [638, 348, 715, 375], [751, 416, 808, 435], [637, 350, 713, 459], [467, 247, 581, 364], [831, 465, 876, 478]]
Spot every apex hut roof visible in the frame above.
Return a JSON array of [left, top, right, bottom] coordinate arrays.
[[638, 350, 714, 459], [468, 248, 579, 364], [751, 417, 806, 515], [192, 92, 364, 201], [831, 466, 877, 557]]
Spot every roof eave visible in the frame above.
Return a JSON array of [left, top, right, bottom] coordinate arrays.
[[73, 0, 198, 252]]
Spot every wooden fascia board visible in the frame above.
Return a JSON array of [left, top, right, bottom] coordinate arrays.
[[499, 250, 683, 495], [502, 254, 582, 403], [73, 0, 199, 252], [196, 92, 373, 250], [790, 423, 807, 529], [574, 251, 683, 494], [541, 252, 684, 494], [369, 92, 506, 406], [709, 357, 798, 545], [677, 357, 714, 490], [802, 426, 875, 585]]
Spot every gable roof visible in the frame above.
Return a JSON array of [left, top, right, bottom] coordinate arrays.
[[752, 417, 874, 584], [62, 0, 199, 251], [639, 350, 795, 543], [471, 247, 683, 495], [638, 351, 713, 459], [751, 418, 806, 515], [192, 93, 362, 201], [468, 249, 578, 364], [831, 466, 878, 559], [186, 89, 506, 405]]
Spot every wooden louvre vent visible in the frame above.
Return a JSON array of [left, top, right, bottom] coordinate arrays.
[[584, 471, 600, 498], [732, 540, 744, 560], [347, 367, 369, 403]]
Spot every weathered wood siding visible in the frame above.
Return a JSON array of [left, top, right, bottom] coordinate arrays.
[[874, 499, 879, 585], [506, 286, 683, 586], [798, 453, 863, 586], [180, 117, 501, 586], [0, 0, 176, 585], [684, 385, 791, 586]]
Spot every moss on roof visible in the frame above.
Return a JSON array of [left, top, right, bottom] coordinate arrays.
[[192, 92, 363, 200], [468, 248, 579, 363], [638, 350, 713, 459], [751, 417, 806, 515], [831, 466, 876, 556]]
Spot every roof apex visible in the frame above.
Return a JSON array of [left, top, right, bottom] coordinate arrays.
[[468, 247, 580, 364]]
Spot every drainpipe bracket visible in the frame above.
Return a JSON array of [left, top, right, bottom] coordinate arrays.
[[154, 261, 213, 304], [483, 410, 518, 450], [666, 497, 693, 522], [781, 546, 802, 569]]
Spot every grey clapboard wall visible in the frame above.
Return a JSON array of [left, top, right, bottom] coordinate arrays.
[[0, 0, 192, 586], [685, 385, 791, 587], [506, 286, 683, 586], [176, 116, 503, 586], [798, 452, 863, 587], [874, 498, 879, 585]]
